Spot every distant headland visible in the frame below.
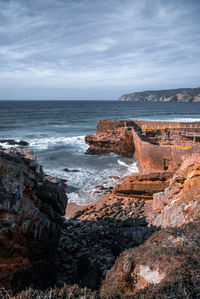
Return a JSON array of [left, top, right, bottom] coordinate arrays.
[[119, 87, 200, 102]]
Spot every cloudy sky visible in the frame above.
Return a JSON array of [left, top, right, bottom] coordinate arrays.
[[0, 0, 200, 100]]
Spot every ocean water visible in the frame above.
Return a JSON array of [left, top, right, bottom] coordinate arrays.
[[0, 100, 200, 205]]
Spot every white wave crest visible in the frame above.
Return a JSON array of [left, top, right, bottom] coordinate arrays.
[[0, 139, 20, 149], [117, 159, 127, 167], [118, 159, 138, 175], [166, 118, 200, 122], [29, 135, 88, 151]]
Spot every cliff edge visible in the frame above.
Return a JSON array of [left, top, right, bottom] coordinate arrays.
[[0, 148, 68, 292], [119, 87, 200, 102]]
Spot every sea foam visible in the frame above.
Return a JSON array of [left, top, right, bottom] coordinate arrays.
[[29, 135, 88, 152]]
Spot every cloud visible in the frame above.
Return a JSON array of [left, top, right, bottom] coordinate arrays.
[[0, 0, 200, 99]]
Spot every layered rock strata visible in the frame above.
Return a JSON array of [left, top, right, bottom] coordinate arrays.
[[114, 171, 173, 199], [146, 145, 200, 228], [85, 122, 134, 156], [86, 120, 200, 173], [84, 119, 200, 297], [1, 120, 200, 298], [0, 148, 68, 292]]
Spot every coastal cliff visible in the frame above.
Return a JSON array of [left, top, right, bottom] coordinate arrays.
[[1, 120, 200, 298], [86, 119, 200, 297], [100, 145, 200, 297], [86, 119, 200, 173], [119, 87, 200, 102], [0, 148, 68, 292]]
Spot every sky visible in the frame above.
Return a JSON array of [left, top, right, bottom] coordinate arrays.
[[0, 0, 200, 100]]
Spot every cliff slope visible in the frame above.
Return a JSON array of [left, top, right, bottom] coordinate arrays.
[[147, 144, 200, 228], [101, 144, 200, 297], [101, 219, 200, 298], [119, 87, 200, 102]]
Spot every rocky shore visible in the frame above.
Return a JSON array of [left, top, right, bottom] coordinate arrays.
[[0, 120, 200, 298]]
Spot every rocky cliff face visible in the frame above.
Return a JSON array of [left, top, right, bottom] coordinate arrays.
[[119, 87, 200, 102], [85, 120, 135, 156], [84, 120, 200, 297], [146, 145, 200, 228], [2, 120, 200, 298], [86, 120, 200, 173], [114, 171, 173, 199], [0, 148, 68, 292], [100, 144, 200, 297]]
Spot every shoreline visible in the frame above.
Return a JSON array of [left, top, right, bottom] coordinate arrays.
[[68, 119, 200, 221], [1, 119, 200, 297]]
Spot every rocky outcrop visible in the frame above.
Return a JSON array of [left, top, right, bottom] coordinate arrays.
[[2, 119, 200, 298], [119, 87, 200, 102], [132, 128, 192, 173], [0, 148, 68, 292], [84, 119, 200, 298], [86, 120, 200, 173], [85, 120, 134, 156], [100, 219, 200, 298], [146, 145, 200, 228], [114, 171, 173, 199]]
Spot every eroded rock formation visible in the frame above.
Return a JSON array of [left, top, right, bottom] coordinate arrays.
[[85, 120, 135, 156], [1, 120, 200, 298], [146, 145, 200, 228], [86, 120, 200, 173], [114, 171, 173, 199], [85, 119, 200, 298], [0, 148, 68, 292]]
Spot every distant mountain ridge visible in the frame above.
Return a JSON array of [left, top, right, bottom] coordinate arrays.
[[119, 87, 200, 102]]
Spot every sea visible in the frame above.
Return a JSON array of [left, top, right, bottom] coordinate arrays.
[[0, 100, 200, 205]]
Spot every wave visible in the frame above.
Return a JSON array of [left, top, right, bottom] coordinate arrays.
[[166, 117, 200, 122], [0, 139, 20, 149], [118, 159, 138, 175], [126, 116, 200, 122], [42, 157, 138, 205], [29, 135, 88, 152], [117, 159, 127, 167]]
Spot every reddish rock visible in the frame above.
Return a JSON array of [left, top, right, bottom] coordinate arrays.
[[114, 171, 173, 199], [86, 120, 200, 173], [85, 127, 134, 157], [146, 145, 200, 227], [132, 129, 193, 173], [0, 148, 68, 292]]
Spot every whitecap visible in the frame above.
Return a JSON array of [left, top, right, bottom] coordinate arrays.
[[117, 159, 128, 167], [0, 139, 20, 149], [29, 135, 89, 152], [118, 159, 138, 175]]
